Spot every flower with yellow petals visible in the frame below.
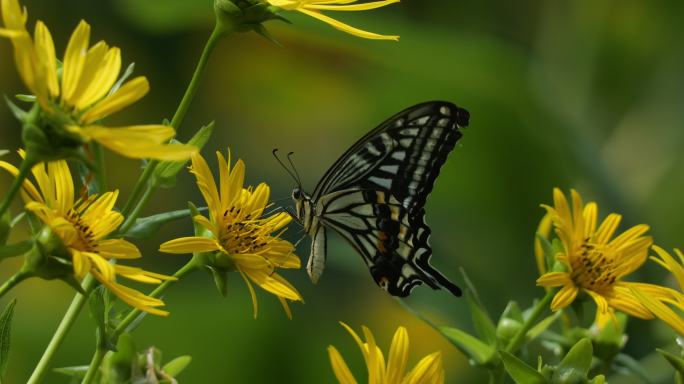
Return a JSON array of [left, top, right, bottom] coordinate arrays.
[[267, 0, 400, 41], [328, 323, 445, 384], [159, 151, 302, 318], [630, 246, 684, 336], [0, 153, 175, 315], [535, 188, 675, 324], [0, 0, 196, 161]]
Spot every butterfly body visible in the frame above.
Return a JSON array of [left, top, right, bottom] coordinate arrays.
[[291, 101, 469, 297]]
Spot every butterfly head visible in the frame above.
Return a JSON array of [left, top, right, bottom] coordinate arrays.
[[291, 187, 311, 222]]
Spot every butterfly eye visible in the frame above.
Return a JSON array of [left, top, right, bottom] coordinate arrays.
[[292, 188, 302, 200]]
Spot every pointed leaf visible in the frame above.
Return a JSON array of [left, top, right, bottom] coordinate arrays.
[[553, 338, 593, 382], [209, 266, 229, 297], [527, 312, 560, 341], [109, 63, 136, 95], [124, 207, 208, 239], [500, 350, 547, 384], [0, 299, 17, 379], [0, 212, 12, 246], [162, 355, 192, 376], [4, 96, 26, 122], [657, 348, 684, 375], [53, 365, 89, 379], [461, 268, 497, 345], [438, 326, 496, 365], [153, 122, 214, 188], [501, 301, 524, 323]]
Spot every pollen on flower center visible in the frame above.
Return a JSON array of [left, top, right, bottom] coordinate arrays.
[[219, 209, 268, 255], [65, 208, 97, 251], [570, 238, 617, 291]]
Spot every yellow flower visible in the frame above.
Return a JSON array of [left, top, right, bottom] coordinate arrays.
[[0, 0, 195, 160], [0, 153, 175, 316], [267, 0, 400, 40], [630, 246, 684, 336], [159, 151, 302, 318], [328, 323, 445, 384], [535, 188, 674, 324]]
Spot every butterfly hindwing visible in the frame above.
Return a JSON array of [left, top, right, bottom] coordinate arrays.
[[300, 101, 469, 296]]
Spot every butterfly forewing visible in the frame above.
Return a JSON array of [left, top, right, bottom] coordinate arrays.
[[308, 101, 469, 296]]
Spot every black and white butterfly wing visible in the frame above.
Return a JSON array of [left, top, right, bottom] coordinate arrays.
[[313, 101, 469, 296]]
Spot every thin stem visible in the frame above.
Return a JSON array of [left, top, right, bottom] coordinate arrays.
[[114, 260, 197, 336], [504, 290, 554, 354], [119, 24, 225, 221], [81, 345, 106, 384], [27, 275, 97, 384], [118, 181, 158, 235], [92, 143, 107, 193], [0, 270, 30, 298], [0, 155, 35, 219]]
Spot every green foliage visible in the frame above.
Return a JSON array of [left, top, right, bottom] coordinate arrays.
[[0, 299, 17, 383], [123, 207, 207, 239], [153, 122, 215, 188], [500, 351, 546, 384]]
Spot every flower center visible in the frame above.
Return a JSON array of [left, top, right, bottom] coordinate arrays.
[[570, 238, 617, 291], [218, 208, 268, 255], [65, 209, 97, 251]]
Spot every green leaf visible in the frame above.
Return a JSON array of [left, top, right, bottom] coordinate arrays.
[[0, 150, 8, 158], [153, 122, 214, 188], [14, 94, 35, 102], [438, 326, 496, 365], [552, 338, 592, 382], [101, 333, 138, 384], [0, 212, 11, 246], [209, 266, 229, 297], [536, 232, 555, 274], [4, 95, 26, 122], [501, 301, 524, 323], [162, 355, 192, 376], [658, 348, 684, 375], [461, 268, 497, 346], [53, 365, 89, 379], [0, 299, 17, 380], [527, 312, 560, 341], [109, 63, 135, 95], [589, 375, 606, 384], [123, 207, 208, 239], [500, 350, 547, 384]]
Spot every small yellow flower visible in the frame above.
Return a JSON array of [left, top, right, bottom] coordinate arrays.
[[630, 246, 684, 336], [536, 188, 675, 324], [0, 0, 195, 160], [267, 0, 400, 40], [159, 151, 302, 318], [0, 152, 175, 315], [328, 323, 445, 384]]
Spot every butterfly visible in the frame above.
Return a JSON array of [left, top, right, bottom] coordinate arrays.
[[283, 101, 470, 297]]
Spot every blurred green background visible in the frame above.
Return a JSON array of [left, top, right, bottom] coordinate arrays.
[[1, 0, 684, 382]]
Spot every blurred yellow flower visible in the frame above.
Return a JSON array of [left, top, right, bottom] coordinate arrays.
[[159, 151, 302, 318], [0, 153, 175, 315], [328, 323, 444, 384], [267, 0, 400, 40], [0, 0, 196, 160], [536, 188, 674, 324], [630, 246, 684, 336]]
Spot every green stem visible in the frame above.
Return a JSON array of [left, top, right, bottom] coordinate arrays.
[[92, 143, 107, 193], [0, 155, 35, 219], [114, 260, 197, 336], [27, 275, 97, 384], [119, 24, 225, 221], [118, 181, 158, 235], [0, 270, 30, 298], [80, 345, 106, 384], [504, 290, 554, 354]]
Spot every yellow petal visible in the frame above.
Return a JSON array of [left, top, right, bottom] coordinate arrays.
[[242, 268, 302, 301], [652, 246, 684, 291], [306, 0, 399, 12], [328, 346, 358, 384], [97, 239, 141, 259], [630, 286, 684, 337], [80, 76, 148, 123], [190, 153, 221, 216], [94, 270, 169, 316], [298, 8, 399, 41], [159, 237, 220, 254], [78, 125, 196, 161], [0, 159, 43, 203], [61, 20, 90, 104], [361, 325, 384, 384], [74, 46, 122, 110], [402, 351, 444, 384], [238, 268, 259, 319], [1, 0, 27, 30], [550, 284, 578, 311], [536, 272, 571, 287], [48, 160, 74, 215], [386, 326, 409, 384], [33, 21, 59, 99], [594, 213, 621, 245]]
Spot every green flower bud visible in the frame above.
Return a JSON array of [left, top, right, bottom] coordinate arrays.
[[214, 0, 288, 40], [497, 317, 523, 344]]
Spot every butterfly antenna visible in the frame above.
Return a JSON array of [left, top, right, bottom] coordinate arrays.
[[272, 148, 300, 186], [286, 151, 303, 188]]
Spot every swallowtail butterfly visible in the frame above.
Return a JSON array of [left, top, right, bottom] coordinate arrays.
[[287, 101, 469, 297]]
